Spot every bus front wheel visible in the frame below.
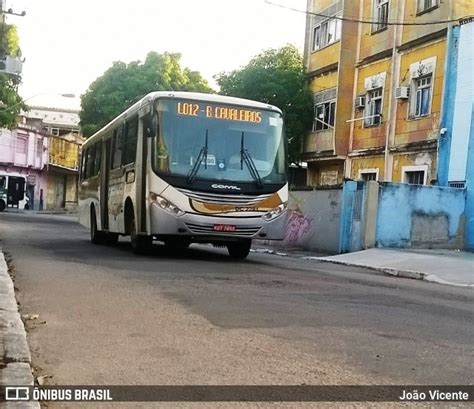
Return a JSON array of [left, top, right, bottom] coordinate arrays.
[[227, 240, 251, 260], [0, 199, 5, 212], [130, 217, 153, 254], [164, 238, 190, 252]]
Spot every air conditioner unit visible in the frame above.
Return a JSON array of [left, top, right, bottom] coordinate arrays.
[[0, 55, 22, 75], [354, 95, 366, 109], [395, 86, 410, 99]]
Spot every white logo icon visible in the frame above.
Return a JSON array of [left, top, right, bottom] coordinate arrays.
[[5, 387, 30, 401]]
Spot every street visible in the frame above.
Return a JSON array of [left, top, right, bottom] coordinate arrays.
[[0, 212, 473, 403]]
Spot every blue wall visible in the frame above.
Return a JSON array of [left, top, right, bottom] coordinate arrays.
[[464, 102, 474, 250], [339, 180, 358, 253], [376, 183, 466, 248], [437, 26, 459, 186]]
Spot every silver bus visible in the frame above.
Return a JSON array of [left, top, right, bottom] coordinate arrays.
[[78, 92, 288, 259]]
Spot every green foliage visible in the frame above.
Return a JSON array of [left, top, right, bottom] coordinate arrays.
[[1, 22, 20, 56], [0, 21, 23, 129], [80, 52, 214, 137], [215, 45, 313, 164]]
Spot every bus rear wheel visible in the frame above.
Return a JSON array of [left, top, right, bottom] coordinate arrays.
[[0, 199, 5, 212], [90, 208, 106, 245], [227, 240, 251, 260]]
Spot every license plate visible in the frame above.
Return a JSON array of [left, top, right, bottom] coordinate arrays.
[[213, 224, 236, 232]]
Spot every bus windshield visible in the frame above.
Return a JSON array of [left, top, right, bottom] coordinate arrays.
[[153, 98, 286, 185]]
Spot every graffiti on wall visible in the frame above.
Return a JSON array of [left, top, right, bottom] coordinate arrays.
[[284, 204, 313, 245]]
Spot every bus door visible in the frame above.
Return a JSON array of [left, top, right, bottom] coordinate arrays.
[[100, 139, 111, 230], [7, 176, 25, 207]]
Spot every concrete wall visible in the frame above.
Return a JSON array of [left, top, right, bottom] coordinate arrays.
[[263, 188, 342, 254], [376, 183, 466, 249]]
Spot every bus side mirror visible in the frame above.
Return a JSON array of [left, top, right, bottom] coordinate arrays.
[[144, 113, 158, 138]]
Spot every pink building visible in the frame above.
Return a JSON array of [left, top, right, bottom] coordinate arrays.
[[0, 123, 48, 210]]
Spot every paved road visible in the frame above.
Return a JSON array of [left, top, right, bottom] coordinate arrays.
[[0, 212, 473, 402]]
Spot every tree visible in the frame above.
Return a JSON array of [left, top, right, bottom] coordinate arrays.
[[80, 52, 214, 137], [0, 21, 24, 128], [215, 45, 313, 165]]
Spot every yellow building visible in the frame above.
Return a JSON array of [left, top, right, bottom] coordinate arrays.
[[47, 133, 83, 209], [303, 0, 474, 186]]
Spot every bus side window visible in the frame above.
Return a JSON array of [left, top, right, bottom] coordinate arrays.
[[93, 143, 102, 176], [123, 116, 138, 165], [0, 176, 6, 188], [81, 147, 89, 180], [80, 150, 86, 180], [111, 127, 123, 169], [86, 144, 96, 179]]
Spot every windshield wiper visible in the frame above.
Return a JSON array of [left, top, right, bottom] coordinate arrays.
[[187, 130, 209, 184], [240, 131, 263, 189]]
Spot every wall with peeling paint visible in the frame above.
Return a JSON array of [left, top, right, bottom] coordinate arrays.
[[376, 183, 466, 249], [260, 189, 343, 253]]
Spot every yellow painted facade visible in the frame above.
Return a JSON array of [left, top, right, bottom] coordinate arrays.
[[46, 134, 83, 210], [303, 0, 473, 187], [392, 151, 438, 184], [352, 58, 392, 151], [304, 0, 359, 186], [394, 40, 446, 146], [350, 156, 385, 181], [49, 136, 80, 170]]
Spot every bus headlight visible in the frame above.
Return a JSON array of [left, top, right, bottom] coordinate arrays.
[[150, 193, 185, 216], [262, 203, 287, 221]]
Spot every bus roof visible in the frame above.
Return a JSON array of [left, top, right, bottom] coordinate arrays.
[[84, 91, 283, 147]]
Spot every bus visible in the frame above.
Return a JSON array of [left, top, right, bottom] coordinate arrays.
[[0, 173, 28, 212], [78, 92, 288, 259]]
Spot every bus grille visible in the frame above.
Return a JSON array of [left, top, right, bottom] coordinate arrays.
[[177, 188, 273, 206], [185, 223, 261, 237]]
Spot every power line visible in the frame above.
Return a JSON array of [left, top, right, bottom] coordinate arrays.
[[264, 0, 473, 26]]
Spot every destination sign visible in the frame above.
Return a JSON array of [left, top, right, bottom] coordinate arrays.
[[176, 102, 262, 123]]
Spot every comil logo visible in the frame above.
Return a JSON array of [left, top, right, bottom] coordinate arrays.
[[211, 184, 241, 191], [5, 387, 30, 401]]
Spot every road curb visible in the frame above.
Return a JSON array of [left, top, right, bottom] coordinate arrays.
[[0, 248, 39, 408], [309, 257, 474, 288], [309, 257, 425, 280]]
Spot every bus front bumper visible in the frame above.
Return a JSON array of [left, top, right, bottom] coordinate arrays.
[[149, 203, 287, 241]]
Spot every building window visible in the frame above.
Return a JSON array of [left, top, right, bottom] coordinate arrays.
[[448, 181, 466, 189], [313, 101, 336, 131], [402, 165, 428, 185], [16, 137, 27, 154], [365, 88, 383, 127], [50, 128, 60, 136], [405, 171, 425, 185], [312, 15, 341, 51], [417, 0, 438, 14], [359, 168, 379, 181], [373, 0, 389, 32], [411, 75, 432, 117]]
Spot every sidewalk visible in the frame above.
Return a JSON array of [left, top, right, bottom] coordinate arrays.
[[0, 247, 38, 408], [313, 248, 474, 288]]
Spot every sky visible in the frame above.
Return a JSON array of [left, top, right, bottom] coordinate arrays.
[[6, 0, 307, 111]]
